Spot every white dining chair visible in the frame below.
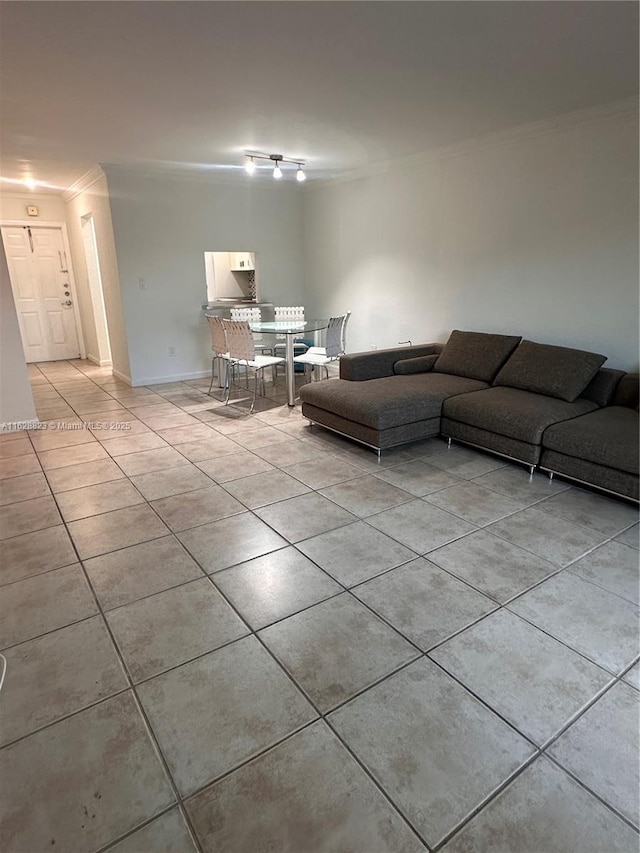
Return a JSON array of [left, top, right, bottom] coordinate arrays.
[[222, 319, 285, 412], [206, 315, 232, 394], [293, 311, 351, 381]]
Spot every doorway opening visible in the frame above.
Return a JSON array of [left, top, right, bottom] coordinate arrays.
[[81, 214, 112, 366]]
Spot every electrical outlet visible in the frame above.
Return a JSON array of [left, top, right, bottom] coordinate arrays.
[[168, 346, 176, 357], [370, 343, 378, 350]]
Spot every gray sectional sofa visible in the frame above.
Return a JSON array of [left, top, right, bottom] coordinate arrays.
[[298, 330, 639, 501]]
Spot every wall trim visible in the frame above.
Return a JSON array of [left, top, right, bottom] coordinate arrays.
[[112, 367, 132, 386], [87, 353, 113, 368], [304, 95, 639, 191], [132, 369, 210, 387], [62, 166, 106, 203]]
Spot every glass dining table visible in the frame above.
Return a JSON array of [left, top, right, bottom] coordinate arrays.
[[250, 319, 328, 406]]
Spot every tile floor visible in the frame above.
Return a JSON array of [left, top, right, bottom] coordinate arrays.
[[0, 359, 638, 853]]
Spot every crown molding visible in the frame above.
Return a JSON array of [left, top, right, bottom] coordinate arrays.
[[100, 162, 304, 192], [305, 96, 639, 192], [61, 165, 107, 203]]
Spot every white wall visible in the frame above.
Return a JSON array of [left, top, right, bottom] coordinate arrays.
[[0, 192, 67, 223], [303, 108, 639, 371], [104, 168, 305, 385], [64, 170, 131, 381], [0, 242, 36, 424]]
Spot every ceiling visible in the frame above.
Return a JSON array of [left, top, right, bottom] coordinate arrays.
[[1, 1, 637, 193]]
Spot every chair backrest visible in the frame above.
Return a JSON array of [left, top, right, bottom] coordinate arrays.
[[206, 315, 227, 355], [340, 311, 351, 353], [222, 319, 256, 361], [325, 313, 349, 358]]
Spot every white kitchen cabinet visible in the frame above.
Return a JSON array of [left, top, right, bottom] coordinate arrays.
[[229, 252, 255, 271]]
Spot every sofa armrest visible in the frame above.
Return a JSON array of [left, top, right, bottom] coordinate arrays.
[[340, 343, 443, 381]]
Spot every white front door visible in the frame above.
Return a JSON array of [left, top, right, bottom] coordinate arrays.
[[1, 225, 80, 362]]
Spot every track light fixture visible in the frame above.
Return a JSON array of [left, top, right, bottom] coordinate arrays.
[[244, 152, 306, 181]]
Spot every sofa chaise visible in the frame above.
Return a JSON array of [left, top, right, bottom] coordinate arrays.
[[298, 330, 639, 501]]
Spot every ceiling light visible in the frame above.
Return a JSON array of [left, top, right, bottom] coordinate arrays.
[[243, 151, 307, 181]]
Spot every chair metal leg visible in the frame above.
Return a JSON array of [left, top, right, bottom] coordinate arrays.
[[208, 356, 215, 394]]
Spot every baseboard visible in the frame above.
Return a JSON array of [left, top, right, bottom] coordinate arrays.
[[87, 353, 113, 368], [112, 367, 133, 386], [130, 369, 210, 387]]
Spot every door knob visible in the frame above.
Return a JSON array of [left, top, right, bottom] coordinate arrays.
[[61, 299, 73, 306]]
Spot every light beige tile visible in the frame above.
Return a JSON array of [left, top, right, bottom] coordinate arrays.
[[137, 636, 316, 795], [186, 722, 426, 853], [214, 546, 341, 629], [171, 435, 241, 463], [255, 492, 357, 543], [509, 572, 640, 674], [260, 594, 418, 711], [108, 809, 197, 853], [130, 464, 214, 500], [47, 458, 126, 492], [0, 525, 77, 586], [373, 460, 463, 497], [151, 486, 244, 532], [0, 692, 175, 853], [428, 529, 558, 603], [297, 521, 417, 586], [569, 540, 639, 605], [68, 504, 169, 559], [282, 454, 364, 490], [354, 558, 496, 650], [30, 428, 97, 452], [84, 535, 203, 610], [424, 481, 528, 526], [320, 475, 413, 517], [178, 513, 287, 573], [536, 487, 639, 537], [38, 441, 109, 471], [549, 682, 639, 826], [0, 564, 98, 648], [155, 423, 218, 446], [487, 507, 606, 567], [0, 438, 34, 458], [329, 659, 533, 847], [107, 578, 248, 681], [224, 470, 311, 509], [56, 479, 145, 522], [431, 609, 611, 744], [366, 499, 476, 554], [0, 472, 50, 507], [115, 446, 190, 476], [100, 432, 169, 456], [0, 454, 42, 480], [0, 616, 128, 746], [197, 451, 275, 483], [0, 495, 61, 540]]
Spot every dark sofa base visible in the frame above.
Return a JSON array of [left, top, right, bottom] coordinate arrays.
[[441, 417, 541, 466], [301, 403, 441, 451], [540, 449, 639, 503]]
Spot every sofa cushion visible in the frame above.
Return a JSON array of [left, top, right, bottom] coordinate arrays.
[[433, 330, 522, 383], [542, 407, 639, 475], [299, 373, 488, 431], [442, 386, 598, 445], [494, 340, 606, 402], [612, 373, 639, 409], [581, 368, 626, 407], [393, 355, 438, 375]]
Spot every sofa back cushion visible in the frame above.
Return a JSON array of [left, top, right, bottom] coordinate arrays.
[[393, 355, 439, 375], [494, 340, 606, 402], [433, 330, 522, 383], [612, 373, 639, 409], [580, 368, 625, 407]]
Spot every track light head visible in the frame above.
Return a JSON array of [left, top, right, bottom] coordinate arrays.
[[245, 156, 256, 176], [296, 166, 306, 183]]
